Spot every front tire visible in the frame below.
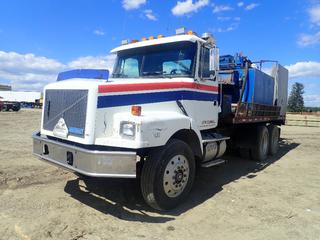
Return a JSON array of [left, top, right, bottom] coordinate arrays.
[[140, 139, 195, 210]]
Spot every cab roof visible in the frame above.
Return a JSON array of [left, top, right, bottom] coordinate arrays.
[[110, 34, 205, 53]]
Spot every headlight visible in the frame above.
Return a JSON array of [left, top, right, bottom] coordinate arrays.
[[120, 121, 136, 138]]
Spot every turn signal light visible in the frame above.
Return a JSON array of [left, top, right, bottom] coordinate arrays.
[[131, 105, 142, 116]]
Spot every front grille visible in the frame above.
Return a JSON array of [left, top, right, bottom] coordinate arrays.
[[43, 89, 88, 137]]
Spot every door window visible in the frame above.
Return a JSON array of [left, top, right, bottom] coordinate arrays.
[[199, 46, 215, 80]]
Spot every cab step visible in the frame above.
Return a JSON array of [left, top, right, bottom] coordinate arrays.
[[201, 132, 230, 144], [202, 137, 229, 144], [201, 159, 226, 168]]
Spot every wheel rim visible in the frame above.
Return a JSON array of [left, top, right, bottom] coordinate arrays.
[[163, 154, 189, 198], [261, 131, 268, 156]]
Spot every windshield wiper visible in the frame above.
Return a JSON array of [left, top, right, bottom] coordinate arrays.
[[141, 71, 174, 79], [112, 73, 128, 78], [142, 71, 165, 76]]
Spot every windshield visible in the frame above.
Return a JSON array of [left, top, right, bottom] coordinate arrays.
[[112, 41, 197, 78]]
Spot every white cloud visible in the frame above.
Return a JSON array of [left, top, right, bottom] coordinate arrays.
[[171, 0, 209, 16], [0, 51, 65, 74], [220, 26, 236, 32], [297, 32, 320, 47], [305, 94, 320, 102], [68, 55, 115, 71], [217, 16, 240, 21], [0, 51, 65, 91], [213, 4, 233, 13], [144, 9, 157, 21], [286, 61, 320, 107], [304, 94, 320, 106], [285, 61, 320, 78], [212, 20, 240, 33], [309, 5, 320, 26], [213, 25, 237, 33], [93, 29, 105, 36], [0, 50, 116, 91], [297, 5, 320, 47], [245, 3, 259, 10], [237, 2, 244, 7], [11, 81, 51, 92], [217, 16, 231, 21], [122, 0, 146, 10]]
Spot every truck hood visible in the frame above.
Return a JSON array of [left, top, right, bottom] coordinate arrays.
[[45, 78, 105, 92]]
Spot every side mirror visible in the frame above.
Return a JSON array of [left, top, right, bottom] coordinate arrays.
[[209, 47, 220, 72]]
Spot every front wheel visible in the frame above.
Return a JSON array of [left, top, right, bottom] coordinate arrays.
[[140, 139, 195, 210]]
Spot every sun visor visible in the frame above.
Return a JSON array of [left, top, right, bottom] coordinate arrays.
[[57, 69, 109, 81]]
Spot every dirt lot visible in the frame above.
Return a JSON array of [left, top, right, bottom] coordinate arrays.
[[0, 109, 319, 240]]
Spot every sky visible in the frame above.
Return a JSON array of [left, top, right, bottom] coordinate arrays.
[[0, 0, 319, 106]]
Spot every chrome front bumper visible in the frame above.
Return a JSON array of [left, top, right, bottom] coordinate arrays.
[[32, 132, 137, 178]]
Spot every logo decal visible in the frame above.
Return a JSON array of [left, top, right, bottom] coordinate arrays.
[[53, 118, 68, 138]]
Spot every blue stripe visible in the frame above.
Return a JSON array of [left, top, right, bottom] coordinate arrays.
[[97, 90, 218, 108]]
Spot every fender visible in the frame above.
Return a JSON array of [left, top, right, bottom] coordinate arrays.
[[94, 110, 203, 150]]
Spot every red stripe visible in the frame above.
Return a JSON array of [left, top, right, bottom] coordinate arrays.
[[98, 82, 218, 93]]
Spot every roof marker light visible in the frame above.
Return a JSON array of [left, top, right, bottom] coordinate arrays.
[[157, 34, 164, 38], [131, 39, 139, 43], [121, 39, 129, 45], [141, 37, 147, 41], [187, 30, 193, 35], [176, 27, 186, 35], [149, 36, 154, 40]]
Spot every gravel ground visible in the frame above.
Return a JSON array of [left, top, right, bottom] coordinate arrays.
[[0, 109, 319, 240]]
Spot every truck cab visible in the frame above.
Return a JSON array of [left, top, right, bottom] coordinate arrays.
[[33, 28, 287, 210]]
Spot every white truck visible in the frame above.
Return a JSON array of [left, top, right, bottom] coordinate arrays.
[[33, 28, 288, 210]]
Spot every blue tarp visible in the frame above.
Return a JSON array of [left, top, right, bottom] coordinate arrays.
[[57, 69, 109, 81]]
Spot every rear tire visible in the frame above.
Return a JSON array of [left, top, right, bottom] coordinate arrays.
[[268, 125, 280, 155], [140, 139, 195, 210], [251, 125, 269, 162]]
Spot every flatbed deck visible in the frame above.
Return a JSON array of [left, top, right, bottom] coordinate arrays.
[[220, 102, 286, 125]]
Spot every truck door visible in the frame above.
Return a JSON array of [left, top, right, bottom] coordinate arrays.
[[193, 45, 220, 130]]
